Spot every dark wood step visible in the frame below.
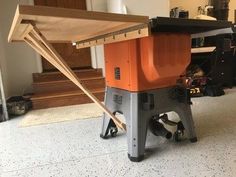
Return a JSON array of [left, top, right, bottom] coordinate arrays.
[[33, 76, 105, 94], [33, 68, 103, 83], [31, 88, 105, 109]]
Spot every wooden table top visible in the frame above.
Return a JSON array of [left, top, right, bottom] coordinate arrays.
[[8, 5, 149, 44]]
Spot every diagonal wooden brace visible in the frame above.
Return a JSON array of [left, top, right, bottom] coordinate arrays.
[[23, 24, 126, 131]]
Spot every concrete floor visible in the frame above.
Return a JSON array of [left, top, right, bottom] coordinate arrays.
[[0, 89, 236, 177]]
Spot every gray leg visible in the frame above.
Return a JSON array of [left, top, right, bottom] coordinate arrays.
[[125, 94, 148, 162], [100, 113, 113, 138], [100, 86, 197, 162], [100, 87, 116, 138], [175, 104, 197, 142]]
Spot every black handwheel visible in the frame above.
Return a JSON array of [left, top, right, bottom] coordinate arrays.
[[110, 127, 118, 137]]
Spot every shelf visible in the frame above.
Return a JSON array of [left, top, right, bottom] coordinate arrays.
[[191, 47, 216, 53]]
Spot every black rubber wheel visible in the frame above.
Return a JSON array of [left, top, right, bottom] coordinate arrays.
[[110, 127, 118, 137], [174, 131, 181, 142], [128, 154, 144, 162], [100, 133, 109, 139], [190, 137, 198, 143]]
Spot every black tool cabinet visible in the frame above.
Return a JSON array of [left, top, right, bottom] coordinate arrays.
[[191, 34, 236, 88], [210, 50, 235, 87]]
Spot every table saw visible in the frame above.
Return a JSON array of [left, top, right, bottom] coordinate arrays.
[[8, 5, 233, 162]]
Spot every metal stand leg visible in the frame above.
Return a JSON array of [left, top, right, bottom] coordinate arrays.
[[100, 86, 198, 162], [100, 114, 113, 139], [0, 68, 8, 122], [100, 87, 116, 138], [126, 94, 148, 162], [175, 104, 197, 142]]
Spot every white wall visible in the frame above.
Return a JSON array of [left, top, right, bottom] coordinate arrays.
[[87, 0, 170, 74], [86, 0, 107, 75], [87, 0, 170, 17], [124, 0, 170, 18], [170, 0, 235, 22], [0, 0, 40, 97], [0, 31, 8, 96], [229, 0, 236, 23]]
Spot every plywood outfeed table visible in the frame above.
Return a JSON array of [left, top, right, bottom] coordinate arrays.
[[8, 5, 150, 131]]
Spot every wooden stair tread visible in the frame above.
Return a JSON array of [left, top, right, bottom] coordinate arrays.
[[31, 68, 105, 109], [31, 91, 104, 109], [33, 68, 103, 82], [32, 76, 105, 94], [34, 68, 102, 75], [33, 76, 104, 84], [31, 88, 105, 100]]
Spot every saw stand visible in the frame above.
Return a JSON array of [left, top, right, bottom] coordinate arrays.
[[8, 5, 232, 163], [100, 86, 197, 162]]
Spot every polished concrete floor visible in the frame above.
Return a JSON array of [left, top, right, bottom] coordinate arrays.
[[0, 89, 236, 177]]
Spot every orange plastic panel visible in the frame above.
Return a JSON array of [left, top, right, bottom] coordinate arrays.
[[104, 33, 191, 91]]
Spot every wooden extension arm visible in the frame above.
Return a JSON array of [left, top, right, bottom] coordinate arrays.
[[23, 24, 126, 131]]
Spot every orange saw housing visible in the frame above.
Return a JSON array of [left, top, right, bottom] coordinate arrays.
[[104, 33, 191, 92]]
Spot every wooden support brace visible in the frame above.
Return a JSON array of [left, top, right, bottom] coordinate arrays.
[[23, 24, 126, 131]]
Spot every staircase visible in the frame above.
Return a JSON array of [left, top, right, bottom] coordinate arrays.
[[30, 69, 105, 109]]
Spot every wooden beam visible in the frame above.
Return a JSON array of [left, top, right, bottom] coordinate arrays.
[[18, 5, 149, 23], [8, 6, 22, 42], [23, 24, 126, 131], [25, 34, 74, 81]]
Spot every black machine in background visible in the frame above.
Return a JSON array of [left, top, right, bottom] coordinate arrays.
[[190, 30, 236, 97], [210, 0, 230, 20], [192, 34, 236, 87]]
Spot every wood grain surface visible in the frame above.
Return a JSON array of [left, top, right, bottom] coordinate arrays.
[[8, 5, 149, 43]]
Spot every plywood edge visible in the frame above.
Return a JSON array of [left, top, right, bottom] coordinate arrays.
[[19, 5, 149, 23], [8, 5, 22, 42]]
